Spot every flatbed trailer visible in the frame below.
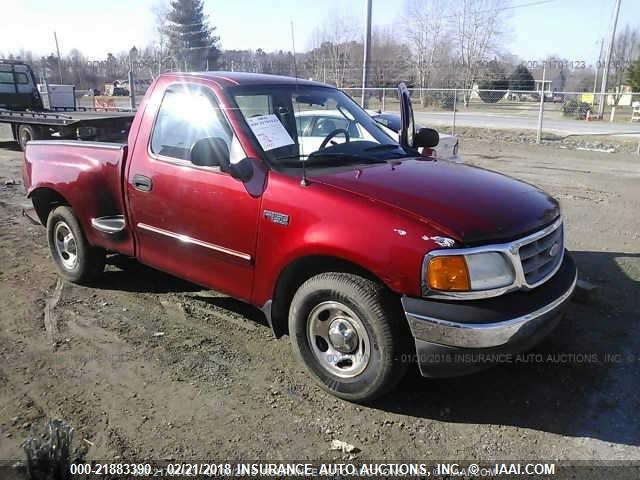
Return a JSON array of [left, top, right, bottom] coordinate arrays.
[[0, 108, 135, 150]]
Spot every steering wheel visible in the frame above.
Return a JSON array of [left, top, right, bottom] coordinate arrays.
[[318, 128, 350, 150]]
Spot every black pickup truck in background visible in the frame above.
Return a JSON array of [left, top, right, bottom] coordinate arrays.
[[0, 59, 134, 150], [0, 59, 43, 111]]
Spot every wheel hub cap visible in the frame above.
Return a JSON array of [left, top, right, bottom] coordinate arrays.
[[306, 301, 371, 378], [54, 221, 78, 270], [328, 318, 358, 353]]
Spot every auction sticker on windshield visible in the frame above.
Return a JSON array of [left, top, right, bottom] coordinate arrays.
[[246, 114, 294, 151]]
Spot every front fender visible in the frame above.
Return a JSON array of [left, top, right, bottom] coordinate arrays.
[[251, 171, 453, 306]]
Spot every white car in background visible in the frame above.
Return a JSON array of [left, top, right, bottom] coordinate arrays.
[[294, 109, 379, 156], [368, 111, 462, 162], [293, 109, 460, 162]]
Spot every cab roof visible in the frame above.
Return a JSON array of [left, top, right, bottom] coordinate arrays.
[[160, 71, 333, 89]]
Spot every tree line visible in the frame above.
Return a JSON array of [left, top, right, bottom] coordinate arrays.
[[1, 0, 638, 101]]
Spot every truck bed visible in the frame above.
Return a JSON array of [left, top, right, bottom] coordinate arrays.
[[23, 139, 135, 257]]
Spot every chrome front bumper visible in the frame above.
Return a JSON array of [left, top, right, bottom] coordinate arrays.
[[401, 252, 577, 376]]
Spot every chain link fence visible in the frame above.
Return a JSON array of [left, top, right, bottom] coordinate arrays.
[[37, 78, 640, 151], [343, 87, 640, 146]]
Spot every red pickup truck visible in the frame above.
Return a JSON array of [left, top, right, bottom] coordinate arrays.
[[23, 72, 577, 402]]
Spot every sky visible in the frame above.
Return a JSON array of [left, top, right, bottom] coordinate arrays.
[[1, 0, 638, 68]]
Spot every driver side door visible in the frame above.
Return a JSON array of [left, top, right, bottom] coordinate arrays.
[[126, 83, 261, 301]]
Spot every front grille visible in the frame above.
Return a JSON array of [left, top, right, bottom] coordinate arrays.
[[518, 223, 563, 285]]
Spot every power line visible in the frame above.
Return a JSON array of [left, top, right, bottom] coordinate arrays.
[[379, 0, 558, 26], [440, 0, 559, 19], [470, 0, 558, 15]]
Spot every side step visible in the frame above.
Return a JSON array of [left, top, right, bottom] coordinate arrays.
[[91, 215, 126, 234]]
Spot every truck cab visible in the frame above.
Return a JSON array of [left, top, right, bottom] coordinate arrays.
[[0, 60, 43, 111], [22, 72, 577, 402]]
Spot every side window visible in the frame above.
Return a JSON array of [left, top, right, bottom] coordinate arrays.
[[150, 86, 232, 162], [310, 116, 360, 138], [14, 73, 29, 85], [347, 122, 361, 139], [311, 116, 343, 136], [0, 72, 13, 84], [296, 115, 312, 137], [235, 94, 272, 118]]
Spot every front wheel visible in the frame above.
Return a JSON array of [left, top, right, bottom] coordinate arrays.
[[289, 273, 410, 402], [46, 206, 106, 284]]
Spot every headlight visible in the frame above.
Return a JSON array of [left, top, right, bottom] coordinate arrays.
[[426, 252, 514, 292], [465, 252, 514, 289]]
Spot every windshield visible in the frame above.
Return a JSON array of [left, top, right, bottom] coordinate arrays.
[[228, 85, 409, 169]]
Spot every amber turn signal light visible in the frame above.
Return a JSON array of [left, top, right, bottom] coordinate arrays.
[[427, 255, 471, 291]]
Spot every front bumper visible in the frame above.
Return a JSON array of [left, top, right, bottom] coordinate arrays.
[[401, 251, 577, 377]]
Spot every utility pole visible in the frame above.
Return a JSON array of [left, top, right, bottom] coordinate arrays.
[[536, 63, 546, 144], [361, 0, 372, 108], [592, 38, 604, 106], [598, 0, 621, 118], [53, 31, 63, 84]]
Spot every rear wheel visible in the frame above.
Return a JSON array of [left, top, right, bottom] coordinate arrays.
[[17, 124, 40, 151], [289, 272, 410, 402], [46, 206, 105, 284]]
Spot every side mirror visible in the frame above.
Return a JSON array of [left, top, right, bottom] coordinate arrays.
[[414, 127, 439, 148], [397, 82, 415, 149], [189, 137, 255, 182], [228, 157, 254, 182], [190, 137, 230, 169]]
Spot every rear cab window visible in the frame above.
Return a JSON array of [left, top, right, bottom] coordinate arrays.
[[0, 63, 37, 97], [0, 72, 14, 84], [14, 73, 29, 84]]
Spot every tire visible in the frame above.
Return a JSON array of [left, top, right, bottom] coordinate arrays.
[[17, 124, 40, 151], [46, 206, 105, 284], [289, 272, 410, 402]]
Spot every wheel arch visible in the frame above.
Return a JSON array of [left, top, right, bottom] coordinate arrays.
[[29, 187, 70, 225], [266, 254, 397, 338]]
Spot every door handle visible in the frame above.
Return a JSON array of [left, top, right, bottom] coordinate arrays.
[[132, 174, 152, 192]]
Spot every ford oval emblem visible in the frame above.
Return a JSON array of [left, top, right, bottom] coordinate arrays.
[[549, 243, 560, 257]]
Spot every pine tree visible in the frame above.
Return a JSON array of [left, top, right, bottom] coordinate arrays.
[[626, 59, 640, 93], [166, 0, 220, 71], [478, 61, 509, 103], [508, 65, 535, 91]]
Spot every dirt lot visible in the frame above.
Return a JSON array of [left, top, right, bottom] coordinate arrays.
[[0, 124, 638, 465]]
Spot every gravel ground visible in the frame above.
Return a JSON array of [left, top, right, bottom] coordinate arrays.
[[0, 124, 638, 467], [452, 126, 640, 154]]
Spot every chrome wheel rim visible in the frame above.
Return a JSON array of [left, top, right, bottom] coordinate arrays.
[[53, 221, 78, 270], [306, 301, 371, 378]]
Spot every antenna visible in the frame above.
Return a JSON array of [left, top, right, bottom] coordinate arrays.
[[291, 21, 309, 187]]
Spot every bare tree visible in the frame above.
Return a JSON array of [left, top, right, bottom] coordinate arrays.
[[404, 0, 451, 105], [608, 25, 639, 112], [310, 10, 359, 88], [150, 0, 173, 75], [370, 27, 412, 86], [452, 0, 507, 105]]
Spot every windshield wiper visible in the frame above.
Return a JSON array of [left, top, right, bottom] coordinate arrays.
[[276, 152, 387, 167], [306, 153, 388, 165], [364, 144, 402, 152]]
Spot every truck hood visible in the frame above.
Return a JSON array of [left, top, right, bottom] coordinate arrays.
[[311, 158, 560, 245]]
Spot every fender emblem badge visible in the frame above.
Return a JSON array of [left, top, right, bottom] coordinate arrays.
[[423, 235, 456, 247], [264, 210, 290, 226]]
